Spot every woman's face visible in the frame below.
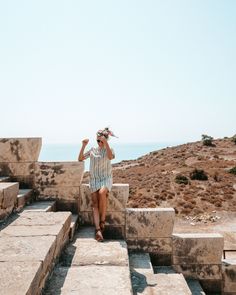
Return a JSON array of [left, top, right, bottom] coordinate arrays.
[[96, 136, 104, 147]]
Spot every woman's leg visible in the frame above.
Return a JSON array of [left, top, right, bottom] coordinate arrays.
[[91, 191, 100, 230], [98, 187, 108, 224]]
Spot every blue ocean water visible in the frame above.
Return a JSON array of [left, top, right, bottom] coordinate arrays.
[[39, 142, 180, 171]]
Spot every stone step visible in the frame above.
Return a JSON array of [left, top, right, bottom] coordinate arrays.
[[43, 226, 133, 294], [0, 182, 19, 220], [23, 200, 56, 212], [131, 265, 192, 295], [0, 176, 10, 182], [0, 211, 72, 295], [16, 188, 34, 210], [154, 266, 205, 295]]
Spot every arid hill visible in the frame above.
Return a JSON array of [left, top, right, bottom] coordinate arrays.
[[83, 137, 236, 218]]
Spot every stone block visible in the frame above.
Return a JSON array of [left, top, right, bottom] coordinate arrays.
[[37, 186, 81, 201], [35, 161, 84, 188], [80, 183, 129, 211], [0, 182, 19, 219], [0, 261, 43, 295], [173, 264, 222, 280], [222, 259, 236, 294], [0, 235, 57, 277], [131, 272, 191, 295], [0, 162, 35, 187], [172, 233, 224, 265], [0, 138, 42, 162], [127, 238, 172, 254], [43, 265, 133, 295], [63, 239, 128, 267], [126, 208, 175, 238]]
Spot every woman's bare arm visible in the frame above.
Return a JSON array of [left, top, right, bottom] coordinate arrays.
[[78, 139, 89, 161]]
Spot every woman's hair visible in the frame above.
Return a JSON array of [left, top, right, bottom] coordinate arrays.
[[96, 127, 117, 139]]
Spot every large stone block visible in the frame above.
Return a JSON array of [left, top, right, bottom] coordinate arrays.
[[43, 265, 133, 295], [172, 233, 224, 265], [63, 238, 128, 267], [126, 208, 175, 238], [222, 259, 236, 294], [0, 182, 19, 220], [127, 238, 172, 254], [35, 161, 84, 188], [37, 186, 81, 201], [80, 183, 129, 211], [0, 138, 42, 162], [0, 261, 43, 295], [173, 264, 222, 280], [0, 235, 57, 277]]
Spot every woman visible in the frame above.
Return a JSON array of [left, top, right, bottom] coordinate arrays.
[[78, 127, 116, 242]]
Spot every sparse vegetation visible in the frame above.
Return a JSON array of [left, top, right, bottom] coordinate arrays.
[[229, 167, 236, 175], [190, 169, 208, 181], [202, 134, 214, 146], [175, 174, 189, 185], [232, 135, 236, 145]]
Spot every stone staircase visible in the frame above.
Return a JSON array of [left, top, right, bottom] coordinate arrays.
[[43, 226, 133, 294], [1, 137, 235, 294]]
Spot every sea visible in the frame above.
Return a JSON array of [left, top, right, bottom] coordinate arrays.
[[39, 142, 182, 171]]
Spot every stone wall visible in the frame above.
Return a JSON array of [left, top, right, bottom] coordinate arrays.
[[79, 183, 129, 239], [35, 162, 84, 213], [0, 138, 42, 187], [126, 208, 175, 265], [172, 233, 224, 294]]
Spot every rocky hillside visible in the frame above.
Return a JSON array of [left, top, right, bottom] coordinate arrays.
[[83, 136, 236, 217]]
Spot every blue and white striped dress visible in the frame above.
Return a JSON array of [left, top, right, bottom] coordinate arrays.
[[84, 147, 115, 193]]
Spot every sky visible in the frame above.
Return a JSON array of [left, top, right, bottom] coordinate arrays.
[[0, 0, 235, 144]]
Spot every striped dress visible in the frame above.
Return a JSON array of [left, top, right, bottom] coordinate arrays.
[[84, 146, 115, 193]]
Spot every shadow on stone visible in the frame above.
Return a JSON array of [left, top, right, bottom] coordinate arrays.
[[130, 270, 157, 295]]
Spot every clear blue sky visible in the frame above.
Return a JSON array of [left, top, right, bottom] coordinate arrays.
[[0, 0, 235, 144]]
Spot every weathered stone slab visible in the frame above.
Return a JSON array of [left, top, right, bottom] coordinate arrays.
[[0, 182, 19, 219], [35, 161, 84, 188], [173, 264, 222, 280], [80, 183, 129, 211], [0, 261, 43, 295], [127, 238, 172, 254], [23, 200, 56, 212], [172, 233, 224, 265], [0, 235, 56, 261], [13, 211, 72, 226], [126, 208, 175, 238], [131, 272, 191, 295], [44, 265, 133, 295], [222, 259, 236, 294], [152, 273, 192, 294], [37, 186, 80, 201], [64, 239, 128, 266], [0, 162, 35, 187], [129, 253, 154, 275], [0, 138, 42, 162]]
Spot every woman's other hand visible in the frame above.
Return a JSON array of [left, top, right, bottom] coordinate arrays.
[[82, 139, 89, 146]]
